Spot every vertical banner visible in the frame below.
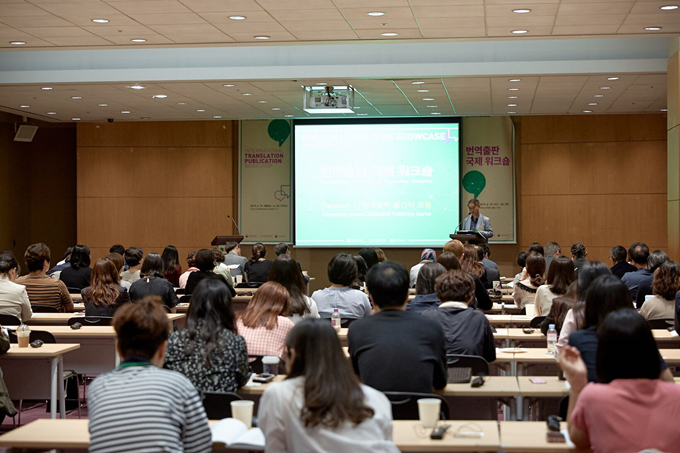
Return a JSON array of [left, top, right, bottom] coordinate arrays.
[[240, 119, 292, 243], [461, 117, 516, 243]]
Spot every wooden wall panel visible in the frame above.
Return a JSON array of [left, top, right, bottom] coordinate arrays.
[[77, 122, 233, 148], [521, 115, 666, 144]]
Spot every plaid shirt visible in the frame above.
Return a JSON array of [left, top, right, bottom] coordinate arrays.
[[236, 317, 295, 359]]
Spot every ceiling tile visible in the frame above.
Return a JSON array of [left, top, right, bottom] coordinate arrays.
[[0, 15, 74, 27], [487, 26, 553, 35], [108, 0, 192, 14], [485, 4, 558, 15], [485, 15, 555, 26], [558, 1, 634, 15], [617, 23, 680, 31], [412, 5, 485, 16], [555, 14, 625, 25], [348, 18, 418, 29], [82, 24, 157, 36], [212, 21, 286, 33], [226, 30, 297, 41], [148, 23, 222, 34], [128, 13, 208, 25], [630, 1, 680, 14], [553, 24, 622, 34], [103, 33, 176, 43], [624, 12, 680, 24], [634, 74, 666, 85], [179, 0, 263, 12], [291, 30, 360, 40], [255, 0, 337, 10], [36, 1, 121, 15], [420, 27, 486, 37], [0, 2, 51, 15], [418, 17, 485, 27], [0, 37, 55, 46], [20, 26, 96, 36], [159, 32, 234, 43], [409, 0, 483, 4], [42, 35, 114, 45], [486, 0, 558, 4], [339, 6, 414, 19], [278, 20, 353, 32], [355, 28, 422, 38], [267, 8, 344, 21], [66, 14, 140, 26], [0, 27, 33, 38], [198, 11, 275, 23], [333, 0, 409, 6]]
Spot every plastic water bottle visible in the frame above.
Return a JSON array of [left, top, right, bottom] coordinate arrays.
[[547, 324, 557, 355], [331, 308, 341, 332]]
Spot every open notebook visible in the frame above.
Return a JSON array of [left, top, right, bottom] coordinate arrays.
[[211, 418, 265, 450]]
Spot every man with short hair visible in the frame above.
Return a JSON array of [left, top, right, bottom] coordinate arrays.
[[622, 242, 652, 300], [422, 270, 496, 363], [348, 261, 447, 393], [476, 246, 499, 289], [571, 243, 588, 277], [480, 243, 498, 270], [609, 245, 637, 279], [274, 242, 290, 256], [528, 242, 545, 256], [222, 241, 247, 278], [16, 243, 73, 313], [462, 199, 493, 239], [544, 241, 561, 273]]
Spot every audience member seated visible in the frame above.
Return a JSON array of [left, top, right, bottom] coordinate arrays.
[[407, 262, 446, 314], [105, 252, 130, 290], [59, 244, 92, 291], [17, 243, 73, 313], [164, 278, 251, 392], [513, 252, 545, 309], [129, 254, 179, 311], [438, 251, 491, 310], [46, 247, 72, 279], [461, 244, 485, 284], [121, 247, 143, 284], [544, 241, 561, 274], [268, 255, 319, 323], [82, 258, 130, 317], [476, 245, 500, 289], [236, 281, 295, 359], [312, 254, 372, 319], [570, 243, 587, 277], [609, 245, 637, 279], [528, 242, 544, 256], [185, 249, 235, 297], [540, 281, 577, 335], [480, 243, 497, 270], [351, 254, 368, 290], [0, 250, 32, 322], [374, 248, 386, 262], [348, 262, 447, 393], [423, 270, 496, 363], [513, 251, 527, 286], [212, 248, 235, 287], [640, 261, 680, 321], [358, 248, 379, 271], [161, 245, 182, 288], [562, 309, 680, 453], [555, 261, 610, 356], [178, 250, 198, 289], [88, 297, 211, 453], [443, 239, 464, 257], [621, 241, 651, 300], [635, 250, 669, 309], [223, 241, 247, 278], [275, 242, 309, 284], [535, 256, 575, 316], [244, 242, 274, 283], [259, 319, 399, 453], [408, 248, 436, 288]]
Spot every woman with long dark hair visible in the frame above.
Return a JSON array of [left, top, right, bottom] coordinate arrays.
[[185, 249, 235, 297], [164, 277, 250, 392], [268, 254, 319, 323], [82, 258, 130, 317], [311, 254, 372, 319], [161, 245, 182, 288], [535, 255, 575, 316], [244, 243, 273, 283], [60, 244, 92, 290], [258, 319, 399, 453], [513, 252, 546, 309], [407, 262, 446, 314], [129, 253, 179, 311]]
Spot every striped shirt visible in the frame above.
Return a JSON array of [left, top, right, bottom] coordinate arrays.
[[16, 273, 71, 312], [88, 364, 212, 453]]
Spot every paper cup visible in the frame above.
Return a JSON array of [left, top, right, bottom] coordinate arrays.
[[231, 400, 254, 428], [262, 356, 279, 375], [417, 398, 441, 428], [525, 304, 536, 317], [235, 275, 243, 284]]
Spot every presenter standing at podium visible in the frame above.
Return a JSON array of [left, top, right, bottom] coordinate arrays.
[[462, 199, 493, 239]]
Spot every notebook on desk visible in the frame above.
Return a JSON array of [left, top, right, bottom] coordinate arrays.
[[448, 367, 472, 384]]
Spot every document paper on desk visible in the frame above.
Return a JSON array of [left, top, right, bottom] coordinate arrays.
[[211, 418, 265, 449]]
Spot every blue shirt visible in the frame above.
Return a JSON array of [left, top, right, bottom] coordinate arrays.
[[311, 286, 372, 319], [621, 268, 653, 300], [406, 293, 440, 314]]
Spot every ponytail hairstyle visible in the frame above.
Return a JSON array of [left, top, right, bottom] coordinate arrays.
[[526, 252, 545, 287], [249, 243, 267, 263]]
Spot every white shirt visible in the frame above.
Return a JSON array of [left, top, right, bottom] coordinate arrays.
[[0, 275, 32, 322], [289, 295, 320, 324], [409, 263, 425, 288], [535, 284, 560, 316], [258, 376, 399, 453]]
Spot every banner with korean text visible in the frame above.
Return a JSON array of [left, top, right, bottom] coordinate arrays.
[[461, 117, 516, 243], [239, 119, 292, 243]]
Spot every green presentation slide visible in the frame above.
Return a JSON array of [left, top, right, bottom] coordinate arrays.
[[294, 120, 460, 247]]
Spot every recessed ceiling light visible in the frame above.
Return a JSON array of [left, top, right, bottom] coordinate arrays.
[[47, 112, 56, 115], [141, 117, 150, 120], [71, 96, 81, 99], [645, 27, 662, 31], [426, 105, 438, 108], [285, 114, 294, 118], [411, 81, 425, 85], [512, 9, 531, 13], [417, 89, 430, 93], [508, 96, 518, 99], [130, 38, 147, 43], [367, 11, 386, 16], [583, 110, 592, 113], [661, 108, 669, 112], [661, 5, 678, 9], [258, 100, 268, 104], [42, 87, 52, 90], [153, 94, 168, 98], [178, 102, 187, 105], [10, 41, 26, 45], [271, 108, 281, 111], [508, 103, 517, 107], [512, 30, 528, 34], [92, 19, 109, 23], [381, 32, 398, 36], [357, 113, 368, 116], [20, 105, 29, 108], [431, 112, 442, 115], [98, 104, 108, 107], [607, 77, 619, 81], [600, 86, 611, 90], [229, 15, 246, 20], [508, 111, 517, 114], [588, 102, 598, 106], [223, 84, 235, 87], [315, 82, 327, 85], [508, 88, 519, 91], [423, 98, 434, 101], [242, 93, 253, 96], [509, 79, 521, 82], [354, 107, 361, 109], [72, 117, 81, 121], [594, 94, 604, 98], [130, 85, 145, 90], [196, 109, 206, 112], [254, 36, 270, 40], [121, 110, 130, 114], [213, 115, 222, 118]]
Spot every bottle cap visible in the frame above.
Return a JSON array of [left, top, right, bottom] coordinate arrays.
[[549, 324, 555, 329]]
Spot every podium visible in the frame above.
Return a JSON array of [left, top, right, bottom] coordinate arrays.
[[449, 230, 488, 245], [211, 235, 244, 246]]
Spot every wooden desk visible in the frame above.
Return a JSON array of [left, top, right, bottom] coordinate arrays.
[[500, 421, 591, 452], [661, 349, 680, 366], [0, 343, 80, 419], [72, 303, 84, 312], [26, 313, 185, 326], [486, 315, 514, 326], [70, 293, 82, 302], [487, 303, 521, 314], [176, 296, 252, 314], [516, 376, 568, 421]]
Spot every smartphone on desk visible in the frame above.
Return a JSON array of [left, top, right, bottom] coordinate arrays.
[[253, 373, 275, 383]]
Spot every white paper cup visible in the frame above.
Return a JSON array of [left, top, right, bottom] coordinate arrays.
[[231, 400, 254, 428], [493, 281, 501, 291], [262, 356, 279, 375], [235, 275, 243, 284], [525, 304, 536, 317], [417, 398, 441, 428]]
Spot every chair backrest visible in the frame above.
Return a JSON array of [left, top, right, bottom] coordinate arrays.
[[519, 307, 526, 315], [647, 318, 674, 329], [179, 295, 192, 303], [161, 305, 171, 313], [8, 329, 56, 344], [31, 304, 59, 313], [202, 392, 243, 420], [175, 288, 185, 295], [446, 354, 489, 375], [67, 287, 82, 294], [249, 355, 264, 374], [0, 314, 21, 326], [236, 282, 262, 289], [530, 316, 547, 328], [67, 316, 113, 326], [383, 392, 449, 421]]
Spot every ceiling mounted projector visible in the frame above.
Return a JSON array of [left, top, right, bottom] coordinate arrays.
[[303, 85, 355, 114]]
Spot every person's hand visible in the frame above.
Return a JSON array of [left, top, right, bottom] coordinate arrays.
[[558, 345, 588, 392]]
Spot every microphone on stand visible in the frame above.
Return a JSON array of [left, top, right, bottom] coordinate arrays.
[[454, 216, 468, 233], [227, 215, 241, 235]]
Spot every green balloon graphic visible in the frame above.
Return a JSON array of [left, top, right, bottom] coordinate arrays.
[[268, 119, 291, 146], [462, 170, 487, 199]]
